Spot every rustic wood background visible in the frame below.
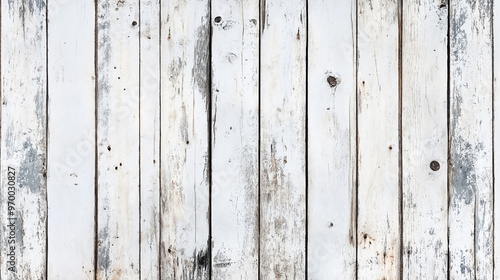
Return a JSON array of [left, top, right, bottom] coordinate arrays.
[[0, 0, 497, 279]]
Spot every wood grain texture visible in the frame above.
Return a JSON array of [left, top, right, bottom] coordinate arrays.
[[96, 0, 140, 278], [211, 0, 260, 279], [139, 0, 160, 279], [260, 0, 307, 278], [47, 0, 95, 278], [0, 0, 47, 279], [449, 1, 493, 279], [307, 0, 356, 279], [402, 0, 448, 279], [495, 0, 500, 278], [159, 0, 211, 278], [2, 1, 500, 279], [357, 0, 400, 278]]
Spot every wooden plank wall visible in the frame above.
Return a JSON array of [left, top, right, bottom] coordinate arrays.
[[0, 0, 499, 279]]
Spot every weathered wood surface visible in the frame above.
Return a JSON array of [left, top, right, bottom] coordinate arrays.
[[2, 0, 500, 279], [307, 0, 356, 279], [211, 0, 260, 279], [357, 0, 400, 279], [495, 0, 500, 278], [402, 0, 449, 279], [1, 0, 48, 279], [139, 0, 161, 279], [449, 1, 493, 279], [260, 0, 307, 279], [47, 0, 96, 279], [96, 0, 140, 278], [160, 0, 211, 279]]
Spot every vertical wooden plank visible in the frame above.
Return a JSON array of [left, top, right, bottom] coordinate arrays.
[[47, 0, 95, 278], [260, 0, 306, 278], [494, 0, 500, 278], [402, 0, 448, 278], [449, 0, 493, 279], [357, 0, 400, 278], [211, 0, 259, 279], [160, 0, 211, 278], [0, 0, 47, 279], [307, 0, 356, 279], [96, 0, 140, 278], [140, 0, 160, 279]]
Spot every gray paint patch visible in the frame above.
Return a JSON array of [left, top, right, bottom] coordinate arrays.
[[192, 24, 210, 111], [98, 227, 111, 272], [28, 0, 46, 14], [450, 139, 476, 205], [18, 141, 44, 194]]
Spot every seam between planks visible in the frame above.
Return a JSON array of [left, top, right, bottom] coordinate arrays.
[[349, 0, 359, 279], [304, 0, 309, 277], [138, 0, 142, 278], [446, 1, 451, 279], [94, 0, 99, 278], [158, 0, 162, 278], [258, 0, 262, 278], [492, 0, 496, 276], [208, 0, 213, 278], [45, 0, 49, 278], [398, 0, 403, 279]]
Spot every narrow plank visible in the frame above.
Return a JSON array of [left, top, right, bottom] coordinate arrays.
[[260, 0, 307, 278], [0, 1, 47, 279], [160, 0, 211, 278], [47, 0, 95, 278], [494, 0, 500, 278], [96, 0, 140, 278], [210, 0, 259, 279], [449, 1, 493, 278], [402, 0, 448, 278], [307, 0, 356, 279], [139, 0, 161, 279], [357, 0, 400, 278]]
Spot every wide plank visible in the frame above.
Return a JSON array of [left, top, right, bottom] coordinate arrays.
[[402, 1, 448, 278], [449, 1, 493, 279], [160, 0, 211, 278], [0, 1, 47, 279], [47, 0, 96, 278], [96, 0, 140, 278], [307, 0, 356, 279], [211, 0, 260, 279], [357, 0, 400, 278], [260, 0, 307, 278]]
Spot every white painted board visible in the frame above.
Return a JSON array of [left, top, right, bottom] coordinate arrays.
[[211, 0, 260, 279]]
